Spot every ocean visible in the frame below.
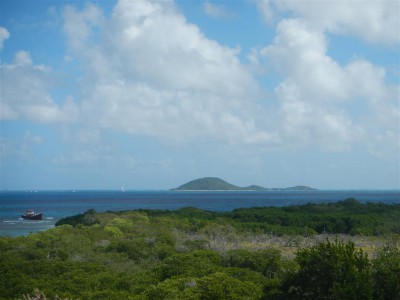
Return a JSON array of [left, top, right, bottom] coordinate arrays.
[[1, 190, 399, 237]]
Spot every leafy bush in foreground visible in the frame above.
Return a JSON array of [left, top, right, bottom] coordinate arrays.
[[282, 239, 372, 299], [372, 241, 400, 300]]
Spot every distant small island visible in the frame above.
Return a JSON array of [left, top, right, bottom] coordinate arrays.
[[171, 177, 317, 191]]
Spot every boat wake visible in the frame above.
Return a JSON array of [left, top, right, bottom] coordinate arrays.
[[2, 218, 54, 224]]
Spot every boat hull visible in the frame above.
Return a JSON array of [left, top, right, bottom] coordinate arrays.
[[21, 213, 43, 220]]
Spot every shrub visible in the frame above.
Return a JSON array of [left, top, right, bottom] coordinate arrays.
[[282, 239, 372, 299], [372, 242, 400, 300], [157, 250, 221, 280]]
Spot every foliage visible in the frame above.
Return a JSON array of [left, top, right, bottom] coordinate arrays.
[[156, 250, 221, 279], [221, 248, 286, 277], [1, 199, 399, 299], [137, 198, 400, 236], [171, 177, 316, 191], [172, 177, 241, 191], [372, 240, 400, 300], [228, 199, 400, 235], [55, 209, 99, 227], [282, 239, 373, 299], [22, 289, 73, 300]]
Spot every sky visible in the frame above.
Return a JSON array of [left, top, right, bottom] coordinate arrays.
[[0, 0, 399, 190]]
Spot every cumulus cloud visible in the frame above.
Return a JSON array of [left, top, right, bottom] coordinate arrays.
[[2, 0, 397, 155], [203, 1, 231, 19], [14, 50, 33, 65], [24, 131, 44, 144], [105, 0, 254, 96], [275, 79, 362, 151], [259, 17, 399, 151], [62, 0, 272, 145], [257, 0, 400, 45], [0, 131, 45, 163], [262, 19, 390, 102], [42, 0, 400, 152], [255, 0, 276, 24], [0, 50, 78, 122], [0, 27, 10, 50], [62, 3, 103, 52]]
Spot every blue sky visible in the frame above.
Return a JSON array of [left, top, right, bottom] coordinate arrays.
[[0, 0, 399, 190]]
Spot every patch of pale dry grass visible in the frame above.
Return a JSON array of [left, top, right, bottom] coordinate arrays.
[[173, 227, 399, 258]]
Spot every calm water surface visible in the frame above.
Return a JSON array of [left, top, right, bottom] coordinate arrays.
[[1, 190, 399, 237]]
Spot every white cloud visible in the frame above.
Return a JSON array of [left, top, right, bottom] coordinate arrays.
[[52, 142, 137, 172], [76, 128, 101, 144], [203, 1, 230, 19], [260, 17, 398, 151], [258, 0, 400, 45], [0, 27, 10, 50], [255, 0, 276, 24], [262, 19, 391, 103], [2, 0, 397, 156], [0, 132, 44, 162], [254, 1, 399, 154], [14, 50, 33, 65], [24, 132, 44, 144], [105, 0, 254, 96], [0, 51, 78, 122], [20, 0, 395, 153], [61, 0, 272, 145], [62, 3, 103, 52], [275, 79, 362, 151], [262, 19, 347, 101]]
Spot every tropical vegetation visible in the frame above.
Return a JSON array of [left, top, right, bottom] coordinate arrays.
[[1, 199, 399, 299], [171, 177, 316, 191]]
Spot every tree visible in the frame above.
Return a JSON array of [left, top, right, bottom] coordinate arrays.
[[222, 248, 284, 277], [372, 242, 400, 300], [195, 272, 262, 300], [157, 250, 221, 280], [282, 239, 372, 299]]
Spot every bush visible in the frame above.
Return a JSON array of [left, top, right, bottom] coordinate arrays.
[[222, 248, 283, 277], [157, 250, 221, 280], [372, 242, 400, 300], [195, 272, 263, 300], [282, 239, 372, 299]]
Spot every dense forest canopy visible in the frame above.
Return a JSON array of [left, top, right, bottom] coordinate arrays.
[[1, 199, 399, 299]]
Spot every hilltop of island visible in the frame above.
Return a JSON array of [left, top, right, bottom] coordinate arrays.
[[171, 177, 317, 191]]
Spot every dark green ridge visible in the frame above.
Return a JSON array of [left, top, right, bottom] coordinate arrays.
[[171, 177, 317, 191], [171, 177, 241, 191]]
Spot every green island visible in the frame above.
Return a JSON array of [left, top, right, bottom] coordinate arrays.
[[171, 177, 317, 191], [1, 198, 399, 299]]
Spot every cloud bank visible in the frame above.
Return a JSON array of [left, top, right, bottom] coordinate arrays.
[[0, 49, 78, 122], [60, 0, 272, 145], [0, 27, 10, 50], [257, 0, 400, 45], [1, 0, 398, 156]]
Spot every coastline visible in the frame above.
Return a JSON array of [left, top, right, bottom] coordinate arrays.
[[1, 190, 399, 237]]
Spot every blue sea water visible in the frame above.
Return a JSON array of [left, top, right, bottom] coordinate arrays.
[[1, 190, 399, 237]]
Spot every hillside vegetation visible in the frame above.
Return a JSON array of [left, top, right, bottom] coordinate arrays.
[[1, 199, 399, 299], [171, 177, 317, 191], [172, 177, 241, 190]]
